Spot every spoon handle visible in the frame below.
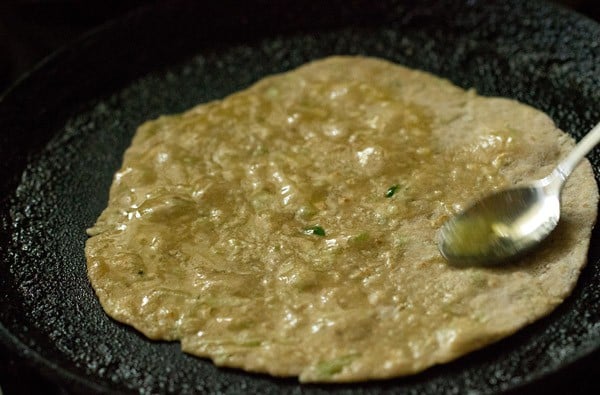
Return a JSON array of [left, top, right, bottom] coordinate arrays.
[[556, 122, 600, 179]]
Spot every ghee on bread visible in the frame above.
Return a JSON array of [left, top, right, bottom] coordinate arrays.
[[86, 56, 598, 382]]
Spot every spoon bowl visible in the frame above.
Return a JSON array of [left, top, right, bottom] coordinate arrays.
[[438, 181, 560, 266], [438, 122, 600, 266]]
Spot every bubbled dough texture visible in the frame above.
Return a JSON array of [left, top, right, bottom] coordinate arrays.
[[85, 56, 598, 382]]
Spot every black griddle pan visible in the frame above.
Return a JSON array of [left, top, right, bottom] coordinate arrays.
[[1, 1, 599, 393]]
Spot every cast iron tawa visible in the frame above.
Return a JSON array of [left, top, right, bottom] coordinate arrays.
[[1, 0, 599, 393]]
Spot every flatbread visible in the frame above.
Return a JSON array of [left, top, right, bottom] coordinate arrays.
[[85, 56, 598, 382]]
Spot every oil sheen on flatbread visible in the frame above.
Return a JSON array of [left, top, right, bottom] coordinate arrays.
[[85, 56, 598, 382]]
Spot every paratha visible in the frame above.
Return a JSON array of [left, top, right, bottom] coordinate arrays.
[[85, 56, 598, 382]]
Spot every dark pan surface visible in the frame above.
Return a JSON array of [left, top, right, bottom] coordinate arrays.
[[1, 0, 599, 393]]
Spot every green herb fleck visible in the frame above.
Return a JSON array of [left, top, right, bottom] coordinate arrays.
[[385, 184, 400, 198], [238, 340, 262, 347], [304, 225, 326, 237], [315, 353, 360, 377], [266, 86, 279, 98], [348, 232, 372, 249]]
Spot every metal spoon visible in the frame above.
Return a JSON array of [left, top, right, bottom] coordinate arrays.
[[438, 122, 600, 266]]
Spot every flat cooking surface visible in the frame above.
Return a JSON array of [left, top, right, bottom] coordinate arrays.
[[1, 1, 599, 393]]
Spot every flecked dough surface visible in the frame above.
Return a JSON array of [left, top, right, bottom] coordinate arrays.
[[85, 56, 598, 382]]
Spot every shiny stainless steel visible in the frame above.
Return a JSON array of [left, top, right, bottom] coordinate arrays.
[[438, 122, 600, 266]]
